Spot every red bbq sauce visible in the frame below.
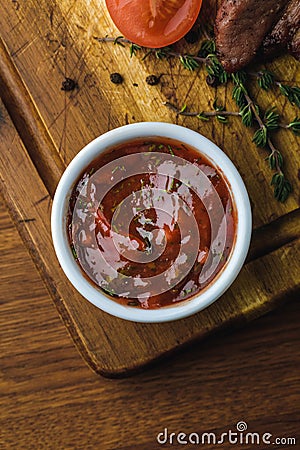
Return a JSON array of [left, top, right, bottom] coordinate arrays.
[[67, 138, 236, 309]]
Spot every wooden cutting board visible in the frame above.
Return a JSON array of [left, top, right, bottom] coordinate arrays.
[[0, 0, 299, 377]]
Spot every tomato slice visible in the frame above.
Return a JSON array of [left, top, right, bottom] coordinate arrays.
[[105, 0, 202, 48]]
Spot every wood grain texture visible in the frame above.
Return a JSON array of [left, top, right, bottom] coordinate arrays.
[[0, 199, 299, 449], [0, 0, 299, 376]]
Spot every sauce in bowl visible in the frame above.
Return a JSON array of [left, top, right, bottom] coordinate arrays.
[[67, 138, 236, 309]]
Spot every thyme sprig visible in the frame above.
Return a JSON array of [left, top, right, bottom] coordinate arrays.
[[256, 70, 275, 91], [165, 102, 298, 133], [249, 70, 300, 107], [95, 35, 299, 202], [164, 101, 240, 122], [231, 74, 292, 202], [94, 35, 206, 67], [96, 36, 299, 97], [277, 84, 300, 108], [285, 116, 300, 135]]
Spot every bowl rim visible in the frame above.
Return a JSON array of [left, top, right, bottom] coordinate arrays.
[[51, 122, 252, 323]]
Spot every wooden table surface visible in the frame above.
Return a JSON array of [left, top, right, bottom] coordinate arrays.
[[1, 195, 299, 449]]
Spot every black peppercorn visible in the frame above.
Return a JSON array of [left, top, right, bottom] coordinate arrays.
[[61, 77, 78, 92], [110, 72, 123, 84], [146, 75, 160, 86]]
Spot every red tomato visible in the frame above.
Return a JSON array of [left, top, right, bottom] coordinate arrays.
[[105, 0, 202, 48]]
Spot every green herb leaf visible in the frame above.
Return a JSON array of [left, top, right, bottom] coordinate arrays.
[[213, 99, 225, 111], [155, 47, 172, 59], [240, 104, 253, 127], [198, 39, 216, 58], [268, 151, 283, 170], [113, 35, 125, 47], [179, 55, 199, 71], [130, 43, 141, 57], [196, 112, 210, 121], [101, 285, 116, 297], [264, 108, 279, 130], [253, 126, 267, 147], [287, 116, 300, 136], [232, 71, 247, 85], [216, 115, 228, 123], [271, 173, 292, 202], [206, 54, 229, 84], [71, 244, 78, 260], [168, 144, 175, 156], [278, 84, 300, 108], [179, 104, 187, 113], [97, 35, 296, 204], [232, 72, 248, 108]]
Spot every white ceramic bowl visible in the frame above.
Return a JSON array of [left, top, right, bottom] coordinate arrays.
[[51, 122, 251, 323]]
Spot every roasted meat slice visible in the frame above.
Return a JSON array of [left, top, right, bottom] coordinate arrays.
[[215, 0, 289, 72], [262, 0, 300, 59]]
